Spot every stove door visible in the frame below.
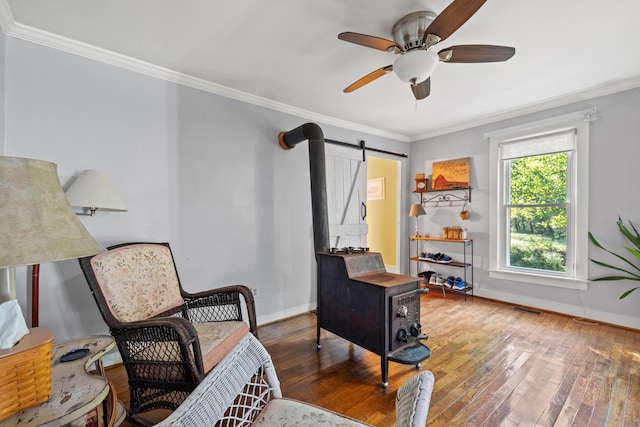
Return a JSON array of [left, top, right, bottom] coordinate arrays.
[[390, 289, 422, 352]]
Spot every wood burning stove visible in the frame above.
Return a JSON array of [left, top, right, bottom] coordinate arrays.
[[316, 250, 431, 386], [278, 123, 431, 387]]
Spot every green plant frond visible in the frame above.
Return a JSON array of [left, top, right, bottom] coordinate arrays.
[[590, 217, 640, 299], [592, 275, 640, 281], [617, 218, 640, 248], [625, 246, 640, 261], [589, 258, 640, 279], [619, 287, 639, 299], [629, 219, 640, 239], [590, 242, 640, 274], [588, 232, 605, 250]]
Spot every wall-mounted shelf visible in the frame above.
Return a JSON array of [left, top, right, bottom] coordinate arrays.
[[414, 187, 471, 206]]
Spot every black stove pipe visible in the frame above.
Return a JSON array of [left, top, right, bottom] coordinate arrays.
[[278, 123, 330, 257]]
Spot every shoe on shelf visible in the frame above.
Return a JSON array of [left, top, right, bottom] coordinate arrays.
[[419, 271, 435, 282], [453, 278, 466, 290], [444, 276, 455, 288], [435, 253, 453, 263], [429, 274, 438, 285], [435, 275, 445, 286]]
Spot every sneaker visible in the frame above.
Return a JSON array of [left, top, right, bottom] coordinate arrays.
[[420, 270, 435, 279], [429, 274, 438, 285], [453, 278, 466, 290], [444, 276, 455, 288], [435, 275, 445, 286], [419, 271, 434, 283], [436, 253, 453, 263]]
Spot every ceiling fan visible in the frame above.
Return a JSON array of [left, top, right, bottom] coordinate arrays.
[[338, 0, 515, 100]]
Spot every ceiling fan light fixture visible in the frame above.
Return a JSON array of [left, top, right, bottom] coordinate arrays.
[[393, 49, 439, 84]]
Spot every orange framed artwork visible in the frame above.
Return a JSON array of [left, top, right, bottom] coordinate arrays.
[[431, 157, 470, 190]]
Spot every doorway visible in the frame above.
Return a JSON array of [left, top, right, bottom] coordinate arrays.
[[366, 156, 401, 273]]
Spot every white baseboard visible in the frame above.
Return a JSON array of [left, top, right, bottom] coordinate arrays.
[[478, 288, 640, 330]]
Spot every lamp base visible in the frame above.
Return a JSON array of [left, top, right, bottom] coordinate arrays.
[[0, 267, 16, 303]]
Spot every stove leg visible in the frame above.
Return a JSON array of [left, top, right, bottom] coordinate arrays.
[[381, 357, 389, 387], [316, 323, 321, 349]]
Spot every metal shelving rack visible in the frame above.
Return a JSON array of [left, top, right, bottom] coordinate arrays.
[[410, 236, 474, 300]]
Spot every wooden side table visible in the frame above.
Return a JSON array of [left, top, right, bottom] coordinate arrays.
[[0, 334, 125, 427]]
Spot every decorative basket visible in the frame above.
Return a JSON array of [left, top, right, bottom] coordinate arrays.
[[443, 226, 464, 240], [0, 327, 54, 420]]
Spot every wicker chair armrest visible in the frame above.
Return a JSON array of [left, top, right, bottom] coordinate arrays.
[[183, 285, 258, 336], [183, 284, 254, 304], [111, 316, 197, 339], [109, 317, 205, 374]]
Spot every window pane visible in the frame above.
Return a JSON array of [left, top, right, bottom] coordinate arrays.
[[509, 153, 567, 205], [508, 206, 567, 272]]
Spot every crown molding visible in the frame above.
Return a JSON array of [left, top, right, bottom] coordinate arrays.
[[2, 1, 638, 144], [0, 4, 409, 143], [410, 76, 640, 141], [0, 0, 13, 34]]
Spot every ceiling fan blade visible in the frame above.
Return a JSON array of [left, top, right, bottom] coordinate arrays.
[[338, 32, 402, 54], [344, 66, 393, 93], [422, 0, 487, 45], [411, 78, 431, 100], [438, 45, 515, 63]]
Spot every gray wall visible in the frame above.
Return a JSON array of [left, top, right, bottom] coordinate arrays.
[[409, 87, 640, 329], [3, 32, 638, 346], [2, 36, 411, 342]]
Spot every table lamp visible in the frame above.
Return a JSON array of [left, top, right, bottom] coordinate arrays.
[[0, 157, 102, 346], [409, 203, 426, 238]]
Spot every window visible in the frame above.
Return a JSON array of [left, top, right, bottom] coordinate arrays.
[[487, 110, 593, 289]]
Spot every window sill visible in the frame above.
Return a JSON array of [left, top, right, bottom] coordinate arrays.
[[488, 269, 588, 290]]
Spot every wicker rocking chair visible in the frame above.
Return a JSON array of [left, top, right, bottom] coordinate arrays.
[[78, 242, 257, 423]]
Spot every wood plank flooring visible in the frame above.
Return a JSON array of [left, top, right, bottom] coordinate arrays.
[[108, 293, 640, 426]]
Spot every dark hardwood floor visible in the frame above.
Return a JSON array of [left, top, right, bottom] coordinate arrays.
[[108, 293, 640, 426]]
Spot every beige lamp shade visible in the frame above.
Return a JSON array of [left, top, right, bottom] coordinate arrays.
[[409, 203, 426, 217], [65, 170, 127, 213], [0, 157, 102, 269]]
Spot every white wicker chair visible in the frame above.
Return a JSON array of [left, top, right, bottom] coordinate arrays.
[[154, 333, 281, 427], [155, 333, 434, 427]]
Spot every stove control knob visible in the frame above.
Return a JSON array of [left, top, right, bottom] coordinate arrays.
[[396, 328, 408, 342], [409, 323, 421, 337], [396, 305, 408, 318]]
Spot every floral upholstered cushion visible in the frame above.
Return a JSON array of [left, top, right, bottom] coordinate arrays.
[[195, 321, 250, 372], [253, 399, 371, 426], [90, 244, 185, 322]]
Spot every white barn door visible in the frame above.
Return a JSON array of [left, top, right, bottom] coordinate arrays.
[[325, 144, 368, 248]]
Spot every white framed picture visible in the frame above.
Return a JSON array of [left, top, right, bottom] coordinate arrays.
[[367, 177, 385, 200]]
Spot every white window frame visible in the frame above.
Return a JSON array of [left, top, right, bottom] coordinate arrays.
[[486, 110, 591, 290]]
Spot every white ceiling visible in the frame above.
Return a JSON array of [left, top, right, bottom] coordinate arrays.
[[2, 0, 640, 141]]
